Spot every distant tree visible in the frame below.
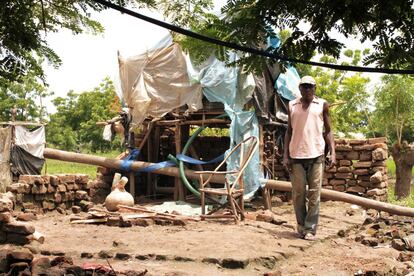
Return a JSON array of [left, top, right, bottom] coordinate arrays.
[[177, 0, 413, 72], [47, 78, 121, 152], [371, 76, 414, 198], [0, 0, 155, 85], [0, 70, 51, 122]]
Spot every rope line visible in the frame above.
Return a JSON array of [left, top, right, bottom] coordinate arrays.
[[92, 0, 413, 74]]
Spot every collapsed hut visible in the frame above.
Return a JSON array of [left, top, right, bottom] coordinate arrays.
[[1, 34, 409, 219], [94, 35, 292, 202]]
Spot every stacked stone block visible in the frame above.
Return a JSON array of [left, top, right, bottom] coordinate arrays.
[[6, 174, 93, 212], [262, 133, 389, 201], [88, 168, 114, 203], [323, 137, 388, 201], [0, 193, 37, 245]]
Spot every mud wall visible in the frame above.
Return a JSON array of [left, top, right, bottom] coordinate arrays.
[[265, 137, 389, 201]]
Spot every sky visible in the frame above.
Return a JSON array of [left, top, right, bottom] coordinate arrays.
[[43, 3, 383, 113], [43, 7, 169, 112]]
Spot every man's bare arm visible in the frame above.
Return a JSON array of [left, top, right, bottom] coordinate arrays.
[[323, 102, 336, 166], [283, 106, 292, 170]]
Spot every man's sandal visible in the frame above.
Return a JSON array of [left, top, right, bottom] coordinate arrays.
[[303, 233, 317, 241]]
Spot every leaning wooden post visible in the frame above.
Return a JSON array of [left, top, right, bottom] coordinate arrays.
[[174, 121, 184, 201]]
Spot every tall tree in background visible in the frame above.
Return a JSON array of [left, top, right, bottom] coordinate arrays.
[[47, 78, 121, 152], [371, 76, 414, 198], [0, 70, 51, 122], [0, 0, 155, 85], [178, 0, 413, 72]]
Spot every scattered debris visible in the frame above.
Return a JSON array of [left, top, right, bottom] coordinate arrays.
[[356, 211, 414, 255], [69, 204, 200, 227]]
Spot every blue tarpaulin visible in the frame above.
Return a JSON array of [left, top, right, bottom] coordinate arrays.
[[187, 54, 263, 198]]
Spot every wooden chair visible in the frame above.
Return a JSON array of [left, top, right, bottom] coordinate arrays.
[[195, 136, 259, 223]]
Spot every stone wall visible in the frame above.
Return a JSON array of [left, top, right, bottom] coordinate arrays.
[[6, 174, 93, 213], [266, 137, 389, 201]]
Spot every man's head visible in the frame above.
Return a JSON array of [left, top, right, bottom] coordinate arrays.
[[299, 76, 316, 102]]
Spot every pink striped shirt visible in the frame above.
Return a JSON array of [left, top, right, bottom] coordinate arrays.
[[289, 97, 326, 159]]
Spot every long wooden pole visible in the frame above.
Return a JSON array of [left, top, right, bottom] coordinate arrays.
[[43, 148, 225, 184], [265, 179, 414, 217], [43, 148, 414, 217]]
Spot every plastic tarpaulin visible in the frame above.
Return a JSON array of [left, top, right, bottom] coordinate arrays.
[[14, 126, 45, 158], [10, 145, 45, 176], [0, 127, 12, 193], [118, 36, 202, 127], [275, 66, 301, 101], [186, 54, 263, 198], [252, 65, 280, 122]]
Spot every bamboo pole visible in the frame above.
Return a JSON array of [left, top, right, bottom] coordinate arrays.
[[264, 179, 414, 217]]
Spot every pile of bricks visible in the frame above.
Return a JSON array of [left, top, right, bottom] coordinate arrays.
[[0, 193, 37, 245], [6, 174, 93, 212], [324, 137, 388, 201]]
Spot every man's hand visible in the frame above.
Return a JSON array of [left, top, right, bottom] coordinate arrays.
[[327, 153, 337, 169], [283, 155, 291, 172]]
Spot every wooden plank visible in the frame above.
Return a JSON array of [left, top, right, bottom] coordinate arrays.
[[0, 121, 45, 126], [155, 119, 181, 126], [263, 188, 271, 210], [147, 127, 153, 197], [70, 218, 107, 224], [117, 205, 200, 221], [129, 171, 135, 200], [180, 119, 231, 126], [174, 122, 184, 201]]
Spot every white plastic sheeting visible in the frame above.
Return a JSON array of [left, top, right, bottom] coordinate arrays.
[[103, 124, 112, 142], [118, 36, 202, 127], [14, 126, 45, 158], [118, 37, 263, 197]]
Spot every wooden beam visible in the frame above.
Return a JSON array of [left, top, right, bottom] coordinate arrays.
[[180, 119, 231, 126], [43, 148, 226, 184], [264, 179, 414, 217], [174, 121, 184, 201], [0, 121, 45, 126]]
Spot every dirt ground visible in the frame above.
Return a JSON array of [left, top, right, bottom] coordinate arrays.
[[2, 200, 413, 275]]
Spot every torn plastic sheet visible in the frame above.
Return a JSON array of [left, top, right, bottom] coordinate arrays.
[[118, 35, 202, 127], [10, 145, 45, 176], [103, 124, 112, 142], [186, 54, 263, 198], [275, 66, 301, 101], [252, 65, 280, 122], [14, 126, 45, 158], [266, 32, 300, 101]]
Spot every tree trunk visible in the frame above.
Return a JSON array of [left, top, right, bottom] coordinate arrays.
[[391, 143, 414, 199]]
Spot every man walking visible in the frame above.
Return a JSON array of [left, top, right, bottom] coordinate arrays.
[[283, 75, 336, 240]]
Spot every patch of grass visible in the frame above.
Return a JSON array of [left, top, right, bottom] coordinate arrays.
[[386, 158, 414, 177], [387, 183, 414, 208], [42, 150, 121, 180], [381, 159, 414, 207]]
